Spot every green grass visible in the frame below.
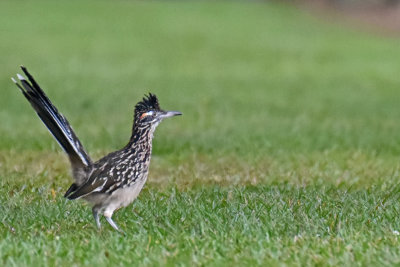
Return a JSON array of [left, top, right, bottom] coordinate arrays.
[[1, 0, 400, 266]]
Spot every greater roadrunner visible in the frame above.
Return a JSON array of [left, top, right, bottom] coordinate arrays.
[[12, 66, 182, 231]]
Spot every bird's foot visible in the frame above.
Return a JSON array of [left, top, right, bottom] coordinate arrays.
[[105, 216, 125, 234]]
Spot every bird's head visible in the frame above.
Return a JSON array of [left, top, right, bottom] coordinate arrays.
[[134, 93, 182, 128]]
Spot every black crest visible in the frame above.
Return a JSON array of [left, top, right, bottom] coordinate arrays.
[[134, 93, 160, 117]]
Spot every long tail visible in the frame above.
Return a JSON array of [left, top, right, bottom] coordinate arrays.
[[12, 66, 92, 184]]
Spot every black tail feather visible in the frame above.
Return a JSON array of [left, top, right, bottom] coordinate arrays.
[[12, 66, 92, 182]]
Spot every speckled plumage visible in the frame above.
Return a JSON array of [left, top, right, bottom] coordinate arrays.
[[12, 66, 182, 232]]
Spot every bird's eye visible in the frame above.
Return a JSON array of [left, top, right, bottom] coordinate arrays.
[[140, 111, 155, 120]]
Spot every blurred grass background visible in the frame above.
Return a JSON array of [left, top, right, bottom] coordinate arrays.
[[2, 0, 400, 265], [2, 0, 400, 157]]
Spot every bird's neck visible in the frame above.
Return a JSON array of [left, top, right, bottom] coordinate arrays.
[[126, 125, 155, 152]]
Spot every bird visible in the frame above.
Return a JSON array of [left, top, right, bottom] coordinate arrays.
[[11, 66, 182, 232]]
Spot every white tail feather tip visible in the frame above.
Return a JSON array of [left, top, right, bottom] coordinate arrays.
[[17, 74, 25, 80]]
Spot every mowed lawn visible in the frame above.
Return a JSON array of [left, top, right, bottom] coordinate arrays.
[[1, 0, 400, 266]]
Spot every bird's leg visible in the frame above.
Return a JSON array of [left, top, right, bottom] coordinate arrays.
[[92, 206, 101, 229], [105, 216, 124, 234]]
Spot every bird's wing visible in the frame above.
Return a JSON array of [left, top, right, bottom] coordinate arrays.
[[66, 175, 109, 199], [66, 154, 143, 199], [65, 165, 120, 199]]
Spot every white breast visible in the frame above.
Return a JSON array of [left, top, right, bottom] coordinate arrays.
[[111, 179, 147, 209], [86, 178, 148, 218]]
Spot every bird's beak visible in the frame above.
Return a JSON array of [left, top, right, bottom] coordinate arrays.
[[159, 110, 182, 119]]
